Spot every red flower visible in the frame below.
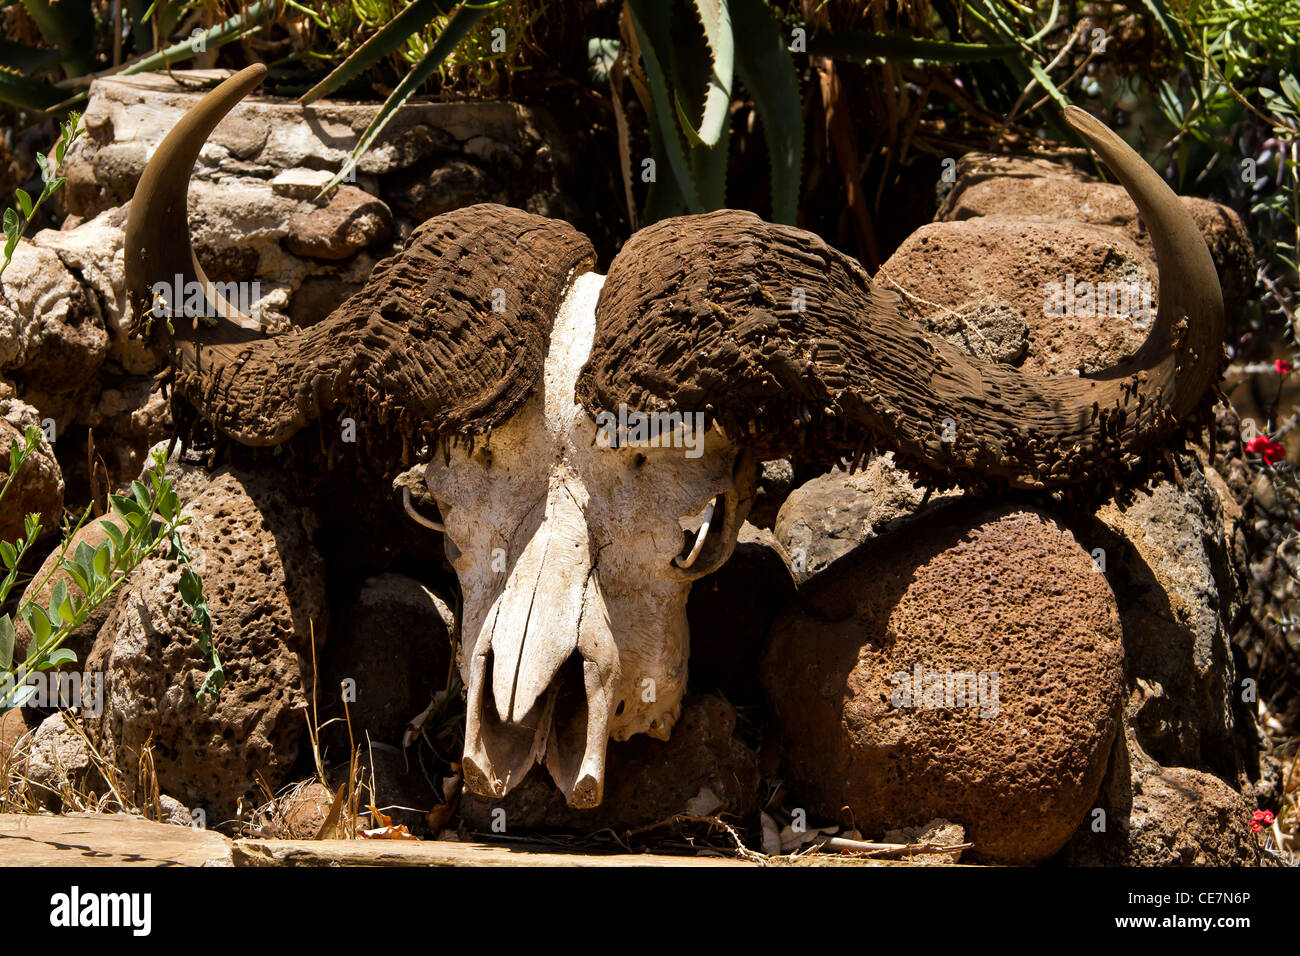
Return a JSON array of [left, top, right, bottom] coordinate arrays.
[[1246, 436, 1287, 465], [1278, 359, 1294, 375], [1250, 809, 1275, 833]]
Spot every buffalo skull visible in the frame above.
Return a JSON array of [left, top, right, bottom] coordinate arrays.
[[123, 65, 1225, 807]]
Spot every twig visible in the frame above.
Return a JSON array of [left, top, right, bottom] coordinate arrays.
[[813, 834, 973, 857]]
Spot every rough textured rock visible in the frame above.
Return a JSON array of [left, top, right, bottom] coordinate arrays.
[[0, 417, 63, 542], [87, 466, 328, 822], [0, 241, 107, 392], [687, 523, 794, 707], [332, 743, 441, 837], [276, 780, 334, 839], [458, 695, 759, 832], [875, 216, 1156, 375], [77, 377, 172, 489], [774, 454, 958, 582], [748, 458, 796, 529], [1093, 456, 1250, 787], [156, 793, 195, 827], [58, 70, 587, 331], [32, 207, 147, 373], [317, 573, 454, 750], [24, 712, 101, 809], [1060, 739, 1259, 866], [284, 186, 392, 260], [762, 503, 1125, 865], [937, 151, 1255, 316]]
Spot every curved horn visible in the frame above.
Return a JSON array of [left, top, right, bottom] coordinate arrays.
[[125, 63, 267, 333], [577, 110, 1225, 492], [125, 67, 596, 458]]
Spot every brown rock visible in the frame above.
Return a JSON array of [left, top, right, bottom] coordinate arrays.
[[87, 467, 328, 821], [938, 151, 1255, 315], [774, 454, 958, 583], [1094, 457, 1248, 785], [762, 502, 1124, 865], [1061, 752, 1259, 866], [24, 712, 102, 809], [0, 418, 63, 543], [459, 695, 759, 833], [284, 186, 392, 260], [0, 706, 32, 766], [277, 780, 334, 839], [875, 216, 1156, 375]]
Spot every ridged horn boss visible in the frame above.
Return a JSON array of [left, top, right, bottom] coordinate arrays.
[[124, 65, 596, 455], [576, 106, 1225, 491], [126, 67, 1223, 494]]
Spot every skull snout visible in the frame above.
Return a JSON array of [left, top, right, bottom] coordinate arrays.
[[462, 480, 618, 808]]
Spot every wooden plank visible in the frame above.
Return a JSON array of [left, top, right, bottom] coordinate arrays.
[[0, 813, 233, 867], [0, 813, 937, 866], [232, 838, 752, 867]]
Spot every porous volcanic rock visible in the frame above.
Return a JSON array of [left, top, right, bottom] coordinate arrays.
[[87, 467, 327, 822], [937, 151, 1255, 316], [762, 502, 1124, 865], [458, 695, 759, 833], [874, 216, 1156, 375]]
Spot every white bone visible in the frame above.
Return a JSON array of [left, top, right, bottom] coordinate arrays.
[[401, 486, 445, 532], [427, 269, 754, 808], [674, 498, 716, 569]]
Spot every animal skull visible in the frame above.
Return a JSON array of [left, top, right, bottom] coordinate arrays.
[[123, 65, 1226, 808], [427, 271, 756, 805]]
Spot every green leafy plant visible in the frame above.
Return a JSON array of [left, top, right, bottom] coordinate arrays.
[[0, 435, 220, 714], [307, 1, 510, 191], [0, 110, 82, 280], [1151, 1, 1300, 341]]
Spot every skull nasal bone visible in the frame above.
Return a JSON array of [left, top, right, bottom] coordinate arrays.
[[487, 487, 593, 724]]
